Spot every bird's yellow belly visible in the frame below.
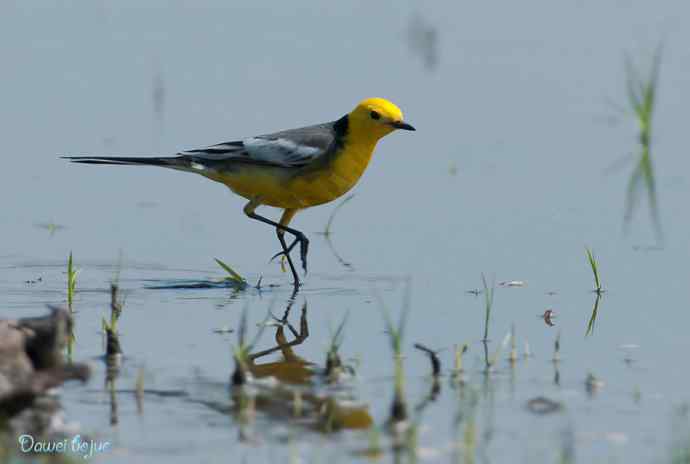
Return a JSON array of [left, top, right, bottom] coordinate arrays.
[[211, 143, 375, 209]]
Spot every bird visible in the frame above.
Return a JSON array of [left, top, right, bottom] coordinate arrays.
[[63, 97, 415, 288]]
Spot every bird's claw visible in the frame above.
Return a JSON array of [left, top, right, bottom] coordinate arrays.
[[270, 234, 309, 274], [299, 239, 309, 273]]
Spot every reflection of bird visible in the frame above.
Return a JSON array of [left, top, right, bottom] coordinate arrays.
[[63, 98, 414, 288], [240, 301, 373, 431], [246, 301, 313, 384]]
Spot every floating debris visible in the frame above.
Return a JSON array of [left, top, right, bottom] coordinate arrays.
[[499, 280, 527, 288], [632, 244, 664, 252], [526, 396, 563, 415], [538, 309, 556, 327], [620, 344, 639, 365], [212, 326, 234, 335], [34, 222, 66, 236], [136, 200, 158, 209]]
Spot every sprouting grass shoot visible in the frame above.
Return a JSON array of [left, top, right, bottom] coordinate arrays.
[[67, 251, 78, 310], [325, 311, 349, 377], [377, 281, 412, 359], [585, 292, 602, 337], [487, 331, 511, 369], [214, 258, 248, 288], [453, 344, 469, 374], [623, 47, 663, 242], [481, 273, 495, 342], [231, 301, 272, 386], [585, 247, 603, 293], [376, 279, 412, 422]]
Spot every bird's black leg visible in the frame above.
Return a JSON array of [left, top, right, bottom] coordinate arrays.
[[275, 229, 301, 285], [270, 236, 299, 260], [273, 208, 308, 274], [243, 203, 307, 287], [272, 233, 309, 273]]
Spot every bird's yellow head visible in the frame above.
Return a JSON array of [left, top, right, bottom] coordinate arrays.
[[348, 97, 415, 141]]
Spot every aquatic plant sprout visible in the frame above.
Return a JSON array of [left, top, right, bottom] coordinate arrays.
[[481, 273, 495, 342], [585, 247, 603, 293], [214, 258, 247, 286], [67, 252, 78, 310], [622, 47, 663, 242]]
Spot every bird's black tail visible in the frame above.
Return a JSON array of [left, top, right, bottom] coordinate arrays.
[[61, 155, 185, 167]]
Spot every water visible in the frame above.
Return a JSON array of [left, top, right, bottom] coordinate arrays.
[[2, 1, 690, 462]]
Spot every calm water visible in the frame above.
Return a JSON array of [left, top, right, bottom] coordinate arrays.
[[2, 1, 690, 462]]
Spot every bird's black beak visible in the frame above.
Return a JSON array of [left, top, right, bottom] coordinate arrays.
[[390, 121, 416, 131]]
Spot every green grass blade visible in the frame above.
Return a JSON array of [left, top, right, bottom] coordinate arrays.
[[623, 163, 643, 231], [481, 273, 494, 341], [398, 277, 412, 346], [214, 258, 246, 283], [641, 151, 663, 241], [585, 292, 602, 337], [622, 47, 664, 243], [585, 247, 601, 291], [376, 292, 399, 354], [642, 45, 662, 118], [624, 53, 642, 115], [67, 251, 78, 309], [246, 300, 275, 352], [329, 310, 349, 352]]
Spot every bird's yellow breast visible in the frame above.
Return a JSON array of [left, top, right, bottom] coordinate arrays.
[[211, 138, 377, 210], [286, 141, 376, 207]]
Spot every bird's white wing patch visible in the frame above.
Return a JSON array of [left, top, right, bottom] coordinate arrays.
[[181, 122, 335, 168], [242, 137, 322, 167]]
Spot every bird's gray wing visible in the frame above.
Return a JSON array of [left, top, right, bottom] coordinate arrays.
[[182, 122, 337, 168]]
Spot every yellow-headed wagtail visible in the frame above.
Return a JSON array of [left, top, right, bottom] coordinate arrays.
[[63, 97, 415, 287]]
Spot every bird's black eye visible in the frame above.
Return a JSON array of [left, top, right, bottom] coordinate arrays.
[[370, 110, 381, 120]]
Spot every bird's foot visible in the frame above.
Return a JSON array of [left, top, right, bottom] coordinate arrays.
[[270, 234, 309, 274], [299, 236, 309, 273]]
